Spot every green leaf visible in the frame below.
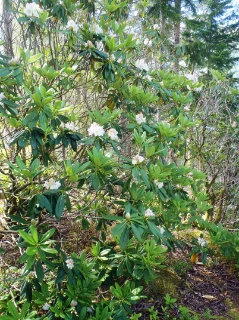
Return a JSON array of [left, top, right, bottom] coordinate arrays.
[[0, 247, 5, 254], [15, 156, 27, 170], [140, 169, 150, 188], [0, 69, 11, 77], [0, 316, 15, 320], [38, 195, 52, 213], [26, 246, 37, 255], [36, 259, 44, 283], [131, 224, 143, 242], [19, 230, 36, 245], [40, 247, 58, 254], [28, 53, 43, 64], [30, 225, 38, 243], [7, 301, 19, 319], [55, 267, 66, 284], [103, 214, 124, 221], [120, 226, 130, 249], [40, 228, 55, 243], [147, 221, 161, 239], [55, 195, 64, 219]]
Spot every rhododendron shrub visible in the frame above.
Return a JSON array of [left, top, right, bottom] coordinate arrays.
[[0, 0, 213, 319]]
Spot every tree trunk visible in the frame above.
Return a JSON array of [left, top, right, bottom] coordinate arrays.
[[2, 0, 14, 57]]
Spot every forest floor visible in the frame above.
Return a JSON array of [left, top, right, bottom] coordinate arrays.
[[132, 249, 239, 319], [0, 214, 239, 319]]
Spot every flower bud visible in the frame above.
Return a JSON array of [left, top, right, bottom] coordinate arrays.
[[125, 212, 131, 220]]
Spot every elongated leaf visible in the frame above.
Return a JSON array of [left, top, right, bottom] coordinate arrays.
[[55, 195, 64, 219], [36, 259, 44, 283], [28, 53, 43, 63], [19, 230, 36, 245], [38, 195, 52, 213], [131, 224, 143, 242], [30, 225, 38, 243], [7, 301, 19, 319], [103, 214, 124, 221], [147, 221, 161, 239], [26, 246, 37, 255], [40, 228, 55, 243], [40, 247, 58, 254], [119, 226, 130, 249]]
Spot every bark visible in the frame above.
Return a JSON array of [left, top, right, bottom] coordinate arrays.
[[2, 0, 14, 57]]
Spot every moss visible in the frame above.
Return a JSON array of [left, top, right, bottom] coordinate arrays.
[[225, 298, 239, 320], [146, 268, 182, 298]]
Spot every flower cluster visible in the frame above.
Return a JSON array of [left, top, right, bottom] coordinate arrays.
[[63, 122, 79, 131], [9, 58, 18, 65], [24, 2, 43, 18], [132, 155, 145, 165], [144, 75, 152, 81], [145, 208, 155, 217], [135, 59, 149, 71], [66, 20, 79, 33], [42, 303, 51, 311], [153, 24, 160, 30], [107, 128, 119, 141], [144, 38, 152, 46], [136, 113, 146, 124], [43, 178, 61, 190], [85, 40, 94, 48], [197, 237, 207, 247], [88, 122, 105, 137], [66, 258, 74, 269], [184, 106, 190, 112], [154, 180, 164, 189]]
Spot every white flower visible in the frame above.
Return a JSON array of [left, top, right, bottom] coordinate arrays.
[[153, 24, 160, 30], [88, 122, 105, 137], [232, 121, 237, 128], [96, 41, 104, 50], [42, 303, 51, 311], [184, 106, 190, 112], [109, 54, 115, 61], [85, 40, 94, 47], [154, 180, 164, 189], [0, 93, 5, 101], [44, 178, 61, 190], [159, 227, 165, 234], [94, 25, 103, 34], [24, 2, 43, 18], [9, 57, 18, 65], [144, 75, 152, 81], [144, 208, 155, 217], [144, 38, 152, 46], [194, 87, 202, 92], [64, 122, 79, 131], [107, 128, 119, 141], [70, 300, 78, 307], [136, 113, 146, 124], [198, 237, 207, 247], [125, 212, 131, 220], [66, 20, 79, 32], [132, 155, 145, 165], [179, 60, 186, 67], [66, 258, 74, 269], [135, 59, 149, 71]]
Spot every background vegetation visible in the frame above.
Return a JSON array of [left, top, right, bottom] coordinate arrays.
[[0, 0, 238, 319]]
